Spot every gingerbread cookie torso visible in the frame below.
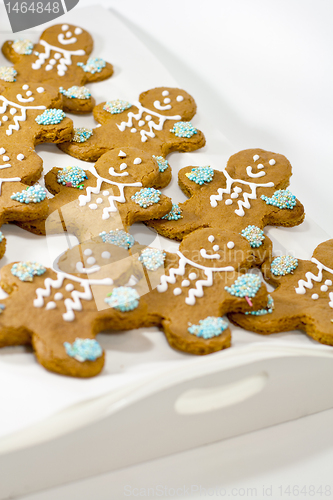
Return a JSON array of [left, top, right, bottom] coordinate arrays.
[[148, 149, 305, 249], [17, 147, 173, 241], [0, 80, 73, 255], [2, 24, 113, 114], [58, 87, 206, 161], [229, 239, 333, 346]]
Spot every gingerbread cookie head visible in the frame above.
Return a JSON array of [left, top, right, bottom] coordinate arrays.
[[2, 24, 113, 114], [39, 24, 94, 57], [148, 148, 304, 250], [229, 239, 333, 346], [138, 87, 197, 120], [57, 86, 206, 162]]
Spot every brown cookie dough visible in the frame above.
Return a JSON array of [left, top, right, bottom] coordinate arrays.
[[229, 239, 333, 346], [17, 147, 172, 242], [57, 87, 205, 161], [2, 24, 113, 114]]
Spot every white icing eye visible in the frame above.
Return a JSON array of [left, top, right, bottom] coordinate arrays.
[[22, 84, 29, 90], [0, 148, 5, 154], [17, 154, 25, 160], [65, 284, 74, 292], [213, 245, 219, 252], [208, 235, 215, 243], [162, 90, 169, 96], [257, 163, 264, 169], [62, 24, 69, 31], [163, 98, 171, 104], [133, 158, 142, 165], [87, 257, 96, 265], [101, 251, 111, 259], [84, 249, 93, 256], [54, 292, 63, 301], [66, 31, 72, 38], [26, 91, 32, 97], [3, 156, 9, 161], [269, 159, 276, 165], [253, 155, 259, 161], [227, 241, 235, 249], [37, 87, 44, 93], [118, 150, 126, 157], [74, 27, 83, 35], [176, 95, 184, 102]]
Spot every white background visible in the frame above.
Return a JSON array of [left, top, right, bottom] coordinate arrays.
[[4, 0, 333, 498]]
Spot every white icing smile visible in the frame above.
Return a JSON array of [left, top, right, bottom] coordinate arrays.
[[58, 33, 77, 45], [153, 100, 172, 111], [200, 249, 220, 260], [246, 166, 266, 178]]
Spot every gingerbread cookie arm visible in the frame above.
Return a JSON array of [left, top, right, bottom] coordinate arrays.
[[261, 199, 305, 228], [1, 40, 36, 64], [83, 62, 114, 83]]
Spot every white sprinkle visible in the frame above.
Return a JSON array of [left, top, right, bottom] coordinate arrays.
[[269, 159, 276, 165], [162, 90, 169, 96], [133, 158, 142, 165], [176, 95, 184, 102]]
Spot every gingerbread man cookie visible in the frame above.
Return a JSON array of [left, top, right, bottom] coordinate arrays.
[[0, 81, 73, 254], [17, 147, 173, 242], [57, 87, 206, 161], [2, 24, 113, 114], [229, 239, 333, 346], [148, 149, 305, 256], [57, 227, 269, 358]]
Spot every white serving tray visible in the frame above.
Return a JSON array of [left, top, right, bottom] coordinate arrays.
[[0, 6, 332, 499]]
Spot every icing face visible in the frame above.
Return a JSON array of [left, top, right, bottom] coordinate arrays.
[[139, 87, 196, 119], [40, 24, 92, 54], [0, 84, 47, 136]]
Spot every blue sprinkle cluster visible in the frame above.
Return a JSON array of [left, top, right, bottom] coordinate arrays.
[[225, 273, 261, 298], [35, 109, 66, 125], [105, 286, 140, 312], [245, 295, 274, 316], [139, 248, 166, 271], [261, 189, 296, 209], [57, 166, 88, 189], [72, 127, 93, 143], [188, 316, 228, 339], [131, 187, 161, 208], [77, 57, 106, 73], [152, 155, 169, 173], [11, 261, 46, 282], [64, 338, 103, 362], [59, 86, 91, 99], [161, 204, 182, 221], [11, 185, 47, 204], [103, 99, 132, 114], [241, 225, 265, 248], [170, 121, 197, 138], [0, 304, 5, 314], [99, 229, 135, 249], [13, 39, 33, 55], [271, 255, 298, 276], [0, 66, 17, 82], [185, 166, 214, 185]]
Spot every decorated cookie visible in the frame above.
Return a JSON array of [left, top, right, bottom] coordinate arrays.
[[57, 87, 206, 161], [148, 149, 305, 257], [229, 239, 333, 346], [2, 24, 113, 114], [56, 227, 270, 358], [17, 147, 173, 242], [0, 81, 73, 251]]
